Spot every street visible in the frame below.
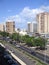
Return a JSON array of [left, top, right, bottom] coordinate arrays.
[[1, 38, 49, 65], [3, 42, 36, 65]]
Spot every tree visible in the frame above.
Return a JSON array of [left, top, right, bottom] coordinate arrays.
[[11, 33, 20, 42], [0, 31, 9, 37], [25, 37, 33, 46], [34, 37, 47, 50], [24, 36, 35, 47]]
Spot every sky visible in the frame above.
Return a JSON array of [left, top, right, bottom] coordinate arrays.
[[0, 0, 49, 29]]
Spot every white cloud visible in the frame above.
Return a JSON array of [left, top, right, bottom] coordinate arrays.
[[5, 6, 49, 28], [40, 6, 49, 11]]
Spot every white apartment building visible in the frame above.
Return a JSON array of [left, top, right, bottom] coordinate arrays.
[[37, 12, 49, 34], [27, 22, 37, 34]]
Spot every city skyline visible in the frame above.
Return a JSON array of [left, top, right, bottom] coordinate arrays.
[[0, 0, 49, 29]]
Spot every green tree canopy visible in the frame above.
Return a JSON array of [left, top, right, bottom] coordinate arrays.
[[34, 37, 47, 49], [0, 31, 9, 37]]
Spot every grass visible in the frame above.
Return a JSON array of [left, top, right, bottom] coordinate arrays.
[[0, 40, 47, 65], [36, 62, 42, 65]]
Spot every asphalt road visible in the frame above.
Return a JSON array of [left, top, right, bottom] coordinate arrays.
[[19, 45, 49, 65], [1, 37, 49, 65], [0, 45, 20, 65], [4, 43, 36, 65], [11, 42, 49, 65], [12, 42, 49, 65]]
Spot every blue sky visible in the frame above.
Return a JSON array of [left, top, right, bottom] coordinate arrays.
[[0, 0, 49, 29]]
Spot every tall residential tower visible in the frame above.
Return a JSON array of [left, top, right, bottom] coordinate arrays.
[[37, 12, 49, 34], [6, 20, 15, 34], [27, 22, 37, 34]]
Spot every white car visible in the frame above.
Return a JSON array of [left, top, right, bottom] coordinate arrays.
[[16, 45, 20, 48]]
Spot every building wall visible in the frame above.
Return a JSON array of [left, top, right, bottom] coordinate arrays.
[[6, 21, 15, 34], [0, 24, 5, 31], [37, 12, 49, 34], [27, 22, 37, 34], [47, 14, 49, 33], [33, 23, 37, 33], [27, 22, 33, 33]]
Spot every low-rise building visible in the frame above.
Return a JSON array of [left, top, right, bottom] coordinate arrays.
[[19, 31, 27, 36]]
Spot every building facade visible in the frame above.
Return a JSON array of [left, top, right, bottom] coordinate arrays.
[[6, 21, 15, 34], [37, 12, 49, 34], [0, 24, 5, 31], [27, 22, 37, 34], [27, 22, 33, 33]]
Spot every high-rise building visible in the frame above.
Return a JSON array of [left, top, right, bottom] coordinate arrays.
[[37, 12, 49, 34], [27, 22, 37, 34], [27, 22, 32, 33], [0, 24, 5, 31], [6, 20, 15, 34]]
